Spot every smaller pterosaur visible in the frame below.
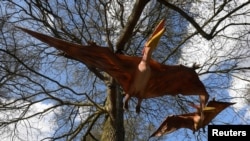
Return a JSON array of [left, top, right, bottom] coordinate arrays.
[[17, 20, 210, 119], [150, 99, 235, 137]]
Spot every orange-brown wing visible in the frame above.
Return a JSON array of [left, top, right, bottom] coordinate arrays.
[[151, 100, 235, 137], [202, 100, 235, 126], [150, 114, 197, 137], [17, 27, 136, 89]]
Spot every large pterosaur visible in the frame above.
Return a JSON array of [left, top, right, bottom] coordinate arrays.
[[16, 20, 209, 117], [150, 99, 235, 137]]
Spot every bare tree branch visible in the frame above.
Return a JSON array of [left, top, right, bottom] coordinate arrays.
[[158, 0, 250, 40], [115, 0, 150, 53], [158, 0, 213, 40]]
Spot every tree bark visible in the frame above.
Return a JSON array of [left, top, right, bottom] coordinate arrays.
[[101, 74, 124, 141]]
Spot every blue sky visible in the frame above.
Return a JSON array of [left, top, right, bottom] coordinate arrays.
[[1, 1, 250, 141]]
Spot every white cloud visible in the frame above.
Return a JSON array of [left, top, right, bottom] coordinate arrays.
[[0, 101, 57, 141], [179, 0, 250, 124]]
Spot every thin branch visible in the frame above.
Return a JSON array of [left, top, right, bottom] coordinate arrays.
[[200, 66, 250, 75], [158, 0, 250, 40], [210, 1, 250, 38], [81, 112, 102, 141], [0, 49, 80, 94], [115, 0, 150, 53], [68, 111, 102, 141], [157, 0, 212, 40]]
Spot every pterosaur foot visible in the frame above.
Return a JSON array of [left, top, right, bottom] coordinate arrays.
[[136, 105, 141, 114], [123, 94, 130, 112], [123, 102, 129, 111], [136, 99, 142, 114]]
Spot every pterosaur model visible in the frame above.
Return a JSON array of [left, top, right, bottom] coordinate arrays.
[[150, 99, 235, 137], [17, 20, 209, 118]]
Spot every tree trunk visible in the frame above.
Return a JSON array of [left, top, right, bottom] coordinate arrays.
[[101, 75, 124, 141]]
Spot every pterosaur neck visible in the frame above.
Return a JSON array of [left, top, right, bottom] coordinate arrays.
[[142, 46, 153, 63]]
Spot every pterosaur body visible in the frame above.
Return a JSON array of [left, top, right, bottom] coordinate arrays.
[[150, 100, 235, 137], [17, 21, 209, 114]]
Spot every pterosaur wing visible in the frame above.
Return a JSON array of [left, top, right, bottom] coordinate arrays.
[[151, 100, 235, 137], [17, 27, 135, 90]]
